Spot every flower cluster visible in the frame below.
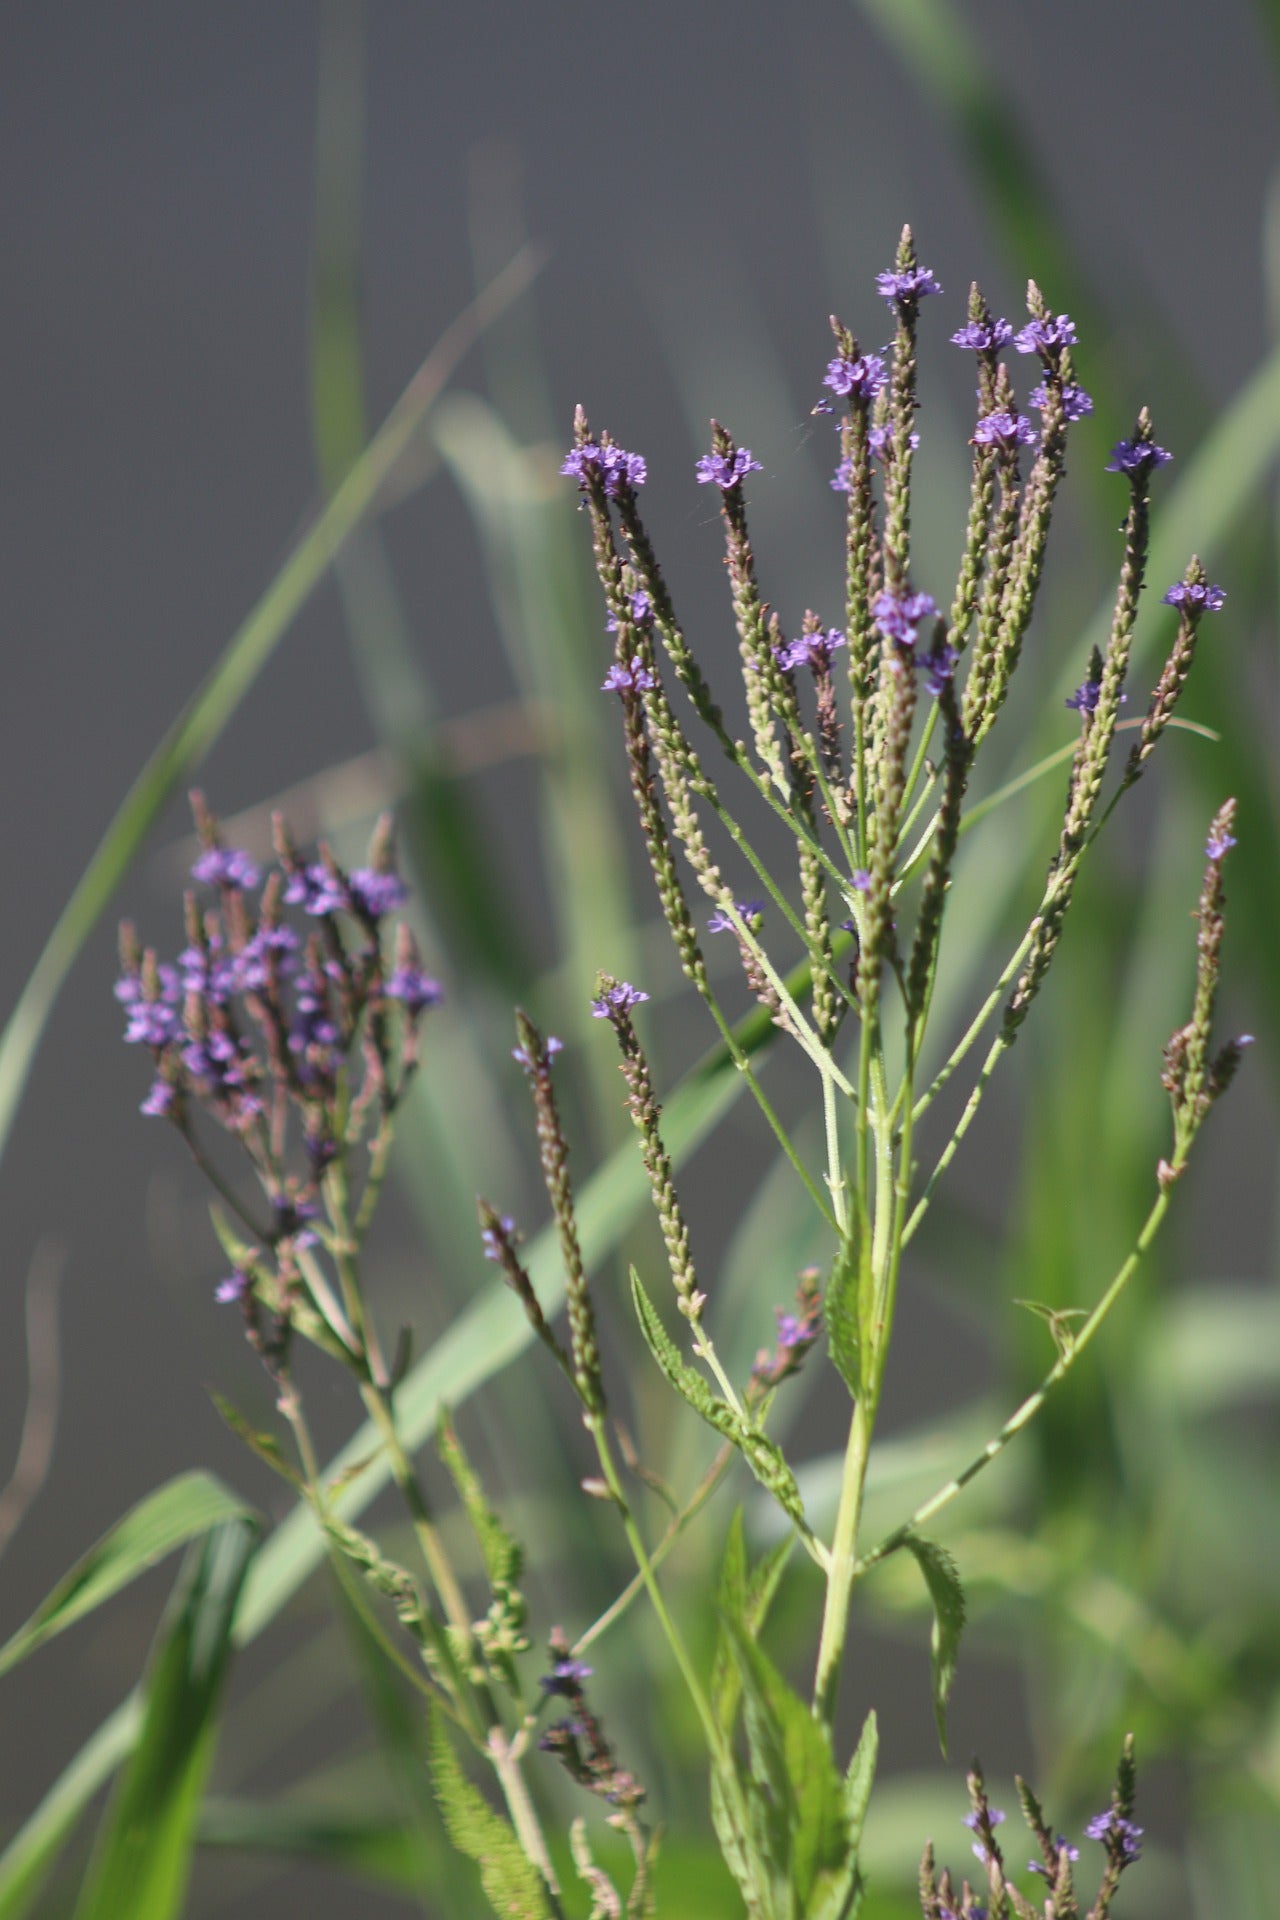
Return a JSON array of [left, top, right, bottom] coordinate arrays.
[[117, 797, 438, 1300]]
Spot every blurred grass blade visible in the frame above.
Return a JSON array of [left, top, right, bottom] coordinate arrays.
[[854, 0, 1195, 437], [198, 1796, 425, 1890], [72, 1518, 260, 1920], [0, 1472, 251, 1681], [0, 241, 544, 1174]]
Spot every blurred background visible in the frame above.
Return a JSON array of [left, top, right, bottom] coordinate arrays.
[[0, 3, 1276, 1915]]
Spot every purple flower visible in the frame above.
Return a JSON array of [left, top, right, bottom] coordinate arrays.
[[512, 1035, 563, 1071], [964, 1809, 1006, 1831], [123, 997, 182, 1048], [141, 1078, 177, 1118], [707, 899, 764, 934], [873, 589, 937, 644], [830, 456, 855, 493], [601, 657, 656, 694], [1106, 436, 1173, 475], [191, 846, 260, 891], [1028, 1838, 1080, 1879], [1030, 380, 1093, 421], [606, 588, 652, 631], [232, 922, 299, 993], [540, 1657, 593, 1695], [1014, 314, 1077, 355], [973, 408, 1037, 452], [284, 862, 350, 917], [1206, 825, 1237, 860], [876, 266, 942, 304], [695, 447, 763, 489], [851, 869, 872, 895], [386, 966, 443, 1013], [779, 627, 846, 672], [950, 317, 1013, 352], [1163, 580, 1226, 612], [867, 423, 920, 456], [349, 868, 409, 920], [481, 1213, 517, 1262], [215, 1270, 251, 1305], [918, 641, 959, 698], [823, 352, 887, 401], [1066, 678, 1102, 714], [589, 981, 650, 1019], [290, 970, 340, 1060], [561, 440, 647, 499], [179, 939, 238, 1006], [1084, 1810, 1143, 1865]]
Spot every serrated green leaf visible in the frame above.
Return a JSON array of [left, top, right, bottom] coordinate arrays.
[[630, 1271, 807, 1527], [437, 1408, 523, 1598], [844, 1710, 878, 1851], [726, 1623, 861, 1920], [209, 1394, 303, 1492], [0, 1473, 253, 1682], [899, 1535, 967, 1756], [825, 1216, 865, 1400], [72, 1517, 259, 1920], [427, 1701, 553, 1920]]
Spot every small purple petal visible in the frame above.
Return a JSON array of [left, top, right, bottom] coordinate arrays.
[[1106, 436, 1173, 475], [1013, 314, 1077, 355], [950, 317, 1013, 352], [876, 267, 942, 304], [823, 351, 887, 401], [1163, 580, 1226, 612], [589, 981, 650, 1020], [695, 447, 763, 489], [192, 846, 260, 890]]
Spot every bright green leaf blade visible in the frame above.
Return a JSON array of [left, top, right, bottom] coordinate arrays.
[[898, 1534, 967, 1757], [0, 243, 543, 1176], [72, 1518, 259, 1920], [0, 1472, 251, 1682]]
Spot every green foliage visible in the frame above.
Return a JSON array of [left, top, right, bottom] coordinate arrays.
[[0, 1473, 253, 1681], [897, 1536, 967, 1755], [70, 1519, 259, 1920], [630, 1270, 807, 1527], [427, 1702, 553, 1920]]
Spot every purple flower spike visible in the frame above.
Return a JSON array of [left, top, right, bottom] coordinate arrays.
[[215, 1270, 250, 1305], [480, 1213, 517, 1262], [1163, 580, 1226, 612], [1014, 313, 1077, 355], [1206, 825, 1237, 860], [830, 455, 854, 493], [873, 589, 937, 644], [1084, 1809, 1143, 1865], [950, 317, 1013, 352], [973, 408, 1037, 452], [386, 966, 443, 1014], [851, 869, 872, 895], [284, 862, 350, 917], [606, 588, 653, 632], [964, 1809, 1006, 1831], [540, 1657, 593, 1695], [779, 627, 846, 672], [124, 999, 182, 1048], [601, 657, 656, 694], [707, 899, 764, 934], [561, 440, 647, 499], [1029, 1838, 1080, 1879], [867, 423, 920, 456], [141, 1078, 177, 1117], [589, 981, 650, 1019], [512, 1034, 563, 1071], [192, 846, 260, 891], [1106, 436, 1173, 475], [919, 641, 959, 698], [349, 868, 409, 919], [1066, 678, 1102, 714], [1030, 380, 1093, 421], [823, 351, 887, 401], [876, 266, 942, 304], [695, 446, 763, 489]]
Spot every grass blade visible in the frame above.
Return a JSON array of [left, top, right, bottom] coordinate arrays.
[[72, 1518, 260, 1920]]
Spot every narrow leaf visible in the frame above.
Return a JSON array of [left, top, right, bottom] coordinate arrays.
[[72, 1517, 259, 1920], [0, 1473, 252, 1681], [899, 1534, 967, 1755]]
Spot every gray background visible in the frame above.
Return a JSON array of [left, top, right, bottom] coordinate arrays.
[[0, 3, 1274, 1914]]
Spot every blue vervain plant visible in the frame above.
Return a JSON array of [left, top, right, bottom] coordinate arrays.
[[111, 228, 1245, 1919]]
